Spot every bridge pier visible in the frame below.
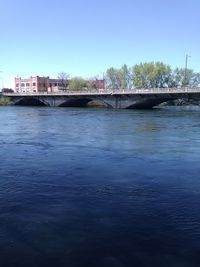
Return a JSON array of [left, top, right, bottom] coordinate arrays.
[[115, 96, 121, 109]]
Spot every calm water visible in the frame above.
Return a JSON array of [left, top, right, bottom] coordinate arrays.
[[0, 106, 200, 267]]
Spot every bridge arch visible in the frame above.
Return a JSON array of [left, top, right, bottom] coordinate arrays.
[[58, 97, 113, 108], [125, 95, 174, 109], [58, 98, 91, 107], [14, 97, 49, 106]]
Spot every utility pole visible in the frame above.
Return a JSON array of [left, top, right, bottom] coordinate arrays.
[[184, 54, 190, 87], [0, 71, 3, 92]]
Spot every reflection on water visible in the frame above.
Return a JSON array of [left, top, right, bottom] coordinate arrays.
[[0, 106, 200, 267]]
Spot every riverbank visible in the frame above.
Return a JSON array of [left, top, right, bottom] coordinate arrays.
[[0, 96, 13, 106], [164, 99, 200, 106]]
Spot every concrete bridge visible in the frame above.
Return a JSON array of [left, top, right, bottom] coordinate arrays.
[[3, 88, 200, 109]]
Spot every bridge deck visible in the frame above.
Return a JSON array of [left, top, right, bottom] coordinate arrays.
[[2, 87, 200, 97]]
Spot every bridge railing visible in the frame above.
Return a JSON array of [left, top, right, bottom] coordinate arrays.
[[2, 87, 200, 96]]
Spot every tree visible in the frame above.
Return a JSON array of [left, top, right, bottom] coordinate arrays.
[[86, 77, 98, 90], [169, 68, 200, 88], [68, 77, 88, 90], [190, 72, 200, 87], [119, 64, 133, 89], [105, 65, 132, 89], [132, 62, 172, 88], [57, 72, 70, 90], [106, 67, 121, 89]]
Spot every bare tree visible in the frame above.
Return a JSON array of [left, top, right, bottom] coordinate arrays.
[[57, 72, 70, 90]]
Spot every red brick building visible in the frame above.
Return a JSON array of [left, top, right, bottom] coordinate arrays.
[[15, 76, 105, 93]]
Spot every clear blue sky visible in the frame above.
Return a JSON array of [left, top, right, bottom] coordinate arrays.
[[0, 0, 199, 88]]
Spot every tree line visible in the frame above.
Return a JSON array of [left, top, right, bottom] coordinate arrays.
[[105, 62, 200, 89], [58, 62, 200, 90]]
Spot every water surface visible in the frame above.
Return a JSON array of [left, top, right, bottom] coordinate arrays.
[[0, 106, 200, 267]]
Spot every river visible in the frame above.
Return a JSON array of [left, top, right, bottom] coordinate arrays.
[[0, 106, 200, 267]]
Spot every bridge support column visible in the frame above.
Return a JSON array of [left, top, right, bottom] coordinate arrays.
[[115, 96, 121, 109]]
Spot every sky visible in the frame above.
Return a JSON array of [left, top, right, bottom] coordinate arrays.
[[0, 0, 199, 88]]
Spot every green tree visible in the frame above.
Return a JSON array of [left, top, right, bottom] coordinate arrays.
[[169, 68, 200, 88], [106, 67, 121, 89], [190, 72, 200, 87], [119, 64, 132, 89], [132, 62, 172, 88], [152, 62, 172, 88], [106, 65, 132, 89], [69, 77, 88, 90]]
